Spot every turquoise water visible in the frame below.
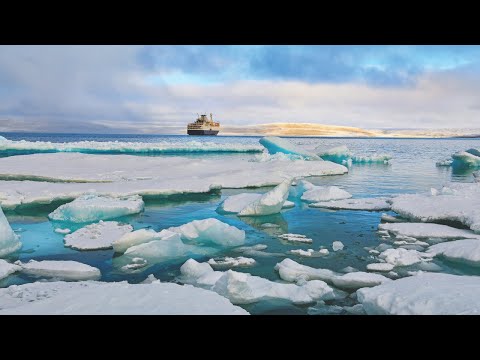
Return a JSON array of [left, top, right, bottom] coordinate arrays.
[[1, 133, 479, 314]]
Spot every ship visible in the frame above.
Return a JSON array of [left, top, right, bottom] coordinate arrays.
[[187, 113, 220, 136]]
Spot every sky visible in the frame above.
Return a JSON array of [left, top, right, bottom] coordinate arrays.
[[1, 45, 480, 133]]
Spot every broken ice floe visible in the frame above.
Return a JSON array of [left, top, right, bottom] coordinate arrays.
[[0, 259, 21, 280], [278, 233, 313, 244], [259, 136, 321, 160], [296, 180, 352, 203], [310, 197, 391, 211], [64, 220, 133, 250], [0, 206, 21, 257], [317, 145, 391, 165], [427, 239, 480, 267], [207, 257, 256, 268], [18, 259, 101, 281]]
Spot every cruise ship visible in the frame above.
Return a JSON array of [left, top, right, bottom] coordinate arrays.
[[187, 113, 220, 136]]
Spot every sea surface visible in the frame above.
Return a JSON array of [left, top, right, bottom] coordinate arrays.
[[1, 133, 479, 314]]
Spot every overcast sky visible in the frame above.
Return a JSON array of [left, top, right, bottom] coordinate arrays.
[[1, 45, 480, 133]]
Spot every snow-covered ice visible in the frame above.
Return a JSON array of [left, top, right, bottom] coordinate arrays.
[[217, 193, 262, 213], [378, 248, 433, 267], [259, 136, 321, 160], [378, 222, 480, 240], [317, 145, 391, 165], [0, 153, 347, 210], [358, 272, 480, 315], [298, 181, 352, 203], [64, 221, 133, 250], [0, 259, 21, 280], [278, 233, 313, 244], [207, 257, 256, 268], [112, 228, 172, 253], [390, 184, 480, 233], [366, 263, 394, 272], [332, 241, 344, 251], [331, 272, 391, 290], [167, 218, 245, 246], [428, 239, 480, 266], [48, 194, 144, 223], [310, 197, 391, 211], [0, 206, 21, 257], [282, 200, 295, 209], [19, 260, 101, 280], [436, 159, 453, 166], [0, 280, 248, 315], [289, 249, 315, 257], [238, 180, 291, 216], [54, 228, 71, 234], [380, 213, 403, 223]]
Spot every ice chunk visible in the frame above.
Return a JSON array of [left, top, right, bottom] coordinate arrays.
[[0, 206, 21, 257], [317, 145, 352, 163], [0, 259, 21, 280], [168, 218, 245, 246], [318, 248, 329, 255], [378, 222, 480, 240], [64, 221, 133, 250], [217, 193, 262, 213], [278, 233, 313, 243], [238, 180, 291, 216], [274, 258, 338, 284], [366, 263, 394, 272], [0, 281, 248, 315], [317, 145, 391, 165], [332, 241, 344, 251], [378, 248, 432, 267], [301, 184, 352, 203], [259, 136, 321, 160], [344, 304, 366, 315], [436, 159, 453, 166], [207, 257, 256, 268], [179, 259, 224, 287], [232, 244, 283, 258], [140, 274, 160, 284], [112, 228, 174, 253], [54, 228, 71, 234], [452, 150, 480, 168], [48, 194, 144, 223], [428, 239, 480, 266], [289, 249, 315, 257], [358, 272, 480, 315], [380, 213, 403, 223], [282, 200, 295, 209], [331, 272, 391, 290], [121, 258, 148, 271], [19, 260, 101, 281], [310, 197, 391, 211]]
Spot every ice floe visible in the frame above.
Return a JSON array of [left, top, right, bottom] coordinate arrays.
[[238, 180, 291, 216], [54, 228, 71, 234], [0, 153, 347, 210], [452, 149, 480, 168], [378, 248, 433, 267], [0, 280, 248, 315], [310, 197, 391, 211], [19, 260, 101, 280], [378, 222, 480, 241], [332, 241, 344, 251], [366, 263, 394, 272], [358, 272, 480, 315], [259, 136, 321, 160], [207, 257, 256, 268], [0, 259, 21, 280], [278, 233, 313, 244], [427, 239, 480, 266], [217, 193, 262, 213], [112, 228, 171, 253], [64, 221, 133, 250], [380, 213, 403, 223], [317, 145, 391, 165], [232, 244, 284, 258], [298, 181, 352, 203], [0, 206, 21, 257], [289, 249, 315, 257], [436, 159, 453, 166], [48, 194, 144, 223], [0, 137, 263, 155], [167, 218, 245, 246], [282, 200, 295, 209], [331, 272, 391, 290]]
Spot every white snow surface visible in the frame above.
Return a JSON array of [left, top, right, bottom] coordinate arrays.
[[310, 197, 391, 211], [0, 259, 21, 280], [390, 183, 480, 233], [378, 222, 480, 240], [366, 263, 395, 272], [64, 221, 133, 250], [238, 180, 291, 216], [19, 260, 101, 280], [378, 248, 433, 267], [300, 182, 352, 203], [48, 194, 144, 223], [358, 272, 480, 315], [207, 257, 256, 268], [167, 218, 245, 246], [428, 239, 480, 266], [112, 228, 173, 253], [0, 280, 248, 315], [0, 207, 21, 257]]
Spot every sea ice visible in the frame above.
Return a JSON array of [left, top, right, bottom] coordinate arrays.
[[0, 206, 21, 257], [428, 239, 480, 266], [366, 263, 394, 272], [317, 145, 391, 165], [207, 257, 256, 268], [378, 248, 432, 267], [358, 272, 480, 315], [310, 197, 391, 211], [452, 149, 480, 168], [167, 218, 245, 246], [278, 233, 313, 243], [289, 249, 315, 257], [64, 220, 133, 250], [331, 272, 391, 290], [332, 241, 344, 251], [282, 200, 295, 209], [378, 222, 480, 240], [380, 213, 403, 223], [318, 248, 329, 255], [217, 193, 262, 213], [19, 260, 101, 281], [54, 228, 71, 234], [0, 259, 21, 280], [238, 180, 291, 216], [299, 181, 352, 203], [112, 228, 173, 253], [259, 136, 321, 160], [48, 194, 144, 223], [436, 159, 453, 166], [0, 280, 248, 315]]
